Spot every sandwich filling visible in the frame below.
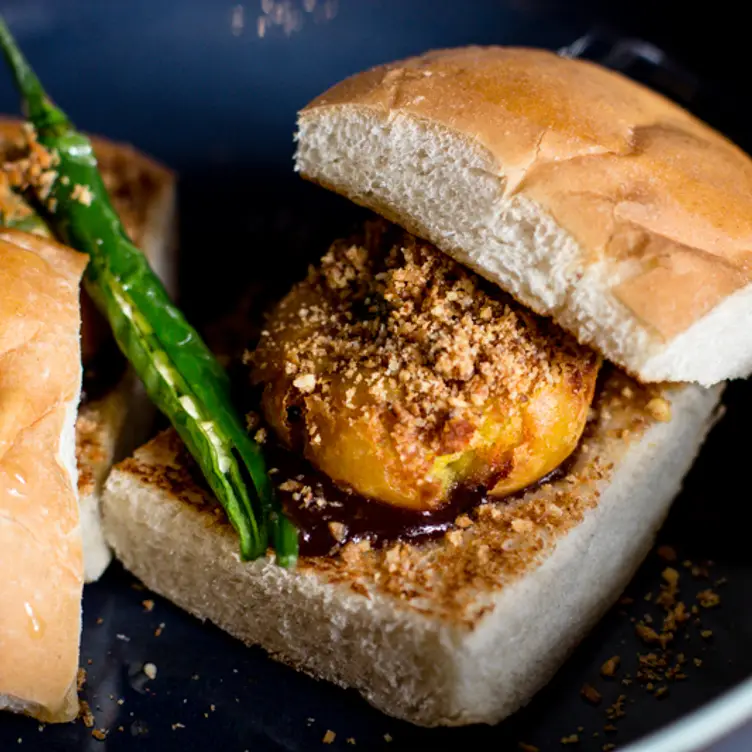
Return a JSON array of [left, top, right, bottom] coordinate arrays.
[[248, 220, 600, 551]]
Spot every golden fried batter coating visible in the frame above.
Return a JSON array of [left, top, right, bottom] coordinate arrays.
[[249, 220, 600, 511]]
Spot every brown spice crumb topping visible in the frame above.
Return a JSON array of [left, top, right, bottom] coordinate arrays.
[[250, 219, 598, 493], [656, 545, 677, 562], [600, 656, 621, 677], [79, 701, 95, 729], [71, 183, 94, 206], [322, 730, 336, 744], [697, 589, 720, 608], [645, 397, 672, 422], [1, 123, 166, 248], [581, 684, 602, 704]]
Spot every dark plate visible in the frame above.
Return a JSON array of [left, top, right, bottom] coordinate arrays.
[[1, 2, 751, 749]]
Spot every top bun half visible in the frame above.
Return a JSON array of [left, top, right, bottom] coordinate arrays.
[[295, 46, 752, 385]]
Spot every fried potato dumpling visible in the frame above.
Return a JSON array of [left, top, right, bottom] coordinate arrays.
[[249, 221, 600, 512]]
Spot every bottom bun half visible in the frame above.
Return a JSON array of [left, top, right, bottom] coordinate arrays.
[[102, 369, 723, 727]]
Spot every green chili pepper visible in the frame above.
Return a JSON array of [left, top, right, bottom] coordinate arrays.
[[0, 17, 298, 567]]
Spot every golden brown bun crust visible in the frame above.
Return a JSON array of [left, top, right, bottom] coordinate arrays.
[[0, 229, 87, 722], [302, 46, 752, 340]]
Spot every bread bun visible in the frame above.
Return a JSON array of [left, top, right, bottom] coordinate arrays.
[[102, 372, 722, 726], [0, 117, 177, 583], [0, 229, 87, 723], [295, 46, 752, 386]]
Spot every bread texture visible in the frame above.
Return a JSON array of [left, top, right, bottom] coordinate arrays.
[[294, 47, 752, 386], [102, 370, 722, 726], [0, 230, 88, 723], [1, 117, 178, 582]]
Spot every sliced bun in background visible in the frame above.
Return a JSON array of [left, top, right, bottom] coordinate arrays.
[[0, 229, 88, 723], [0, 118, 178, 583], [295, 46, 752, 386]]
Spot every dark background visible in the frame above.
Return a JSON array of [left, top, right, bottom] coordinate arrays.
[[3, 0, 745, 325], [2, 2, 752, 750]]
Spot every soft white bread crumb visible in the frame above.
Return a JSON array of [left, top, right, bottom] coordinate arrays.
[[295, 47, 752, 386], [102, 375, 722, 726]]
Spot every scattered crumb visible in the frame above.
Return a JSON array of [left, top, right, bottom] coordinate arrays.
[[254, 427, 268, 444], [77, 668, 87, 691], [96, 618, 104, 625], [384, 733, 393, 743], [446, 529, 464, 547], [117, 699, 125, 706], [293, 373, 317, 393], [560, 734, 579, 745], [155, 623, 165, 637], [143, 663, 158, 680], [655, 686, 669, 699], [581, 684, 602, 705], [91, 729, 107, 741], [323, 730, 336, 744], [657, 545, 677, 562], [701, 630, 713, 639], [172, 723, 186, 731], [142, 600, 155, 612], [606, 695, 627, 721], [645, 397, 671, 422], [79, 701, 95, 728], [71, 183, 94, 206], [694, 658, 703, 667], [601, 656, 621, 677], [697, 590, 720, 608], [328, 521, 347, 543], [346, 739, 356, 745], [511, 518, 535, 533], [603, 745, 616, 751], [636, 623, 662, 645], [661, 567, 679, 589], [518, 744, 539, 752]]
